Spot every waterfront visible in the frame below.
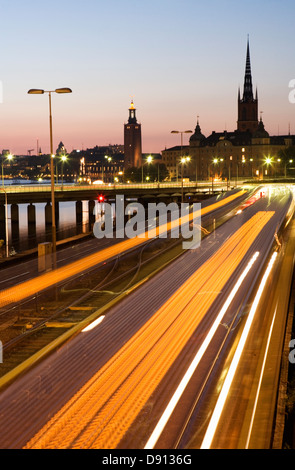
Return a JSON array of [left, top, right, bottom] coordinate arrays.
[[0, 180, 95, 255]]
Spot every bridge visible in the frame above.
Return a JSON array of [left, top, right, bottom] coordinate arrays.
[[0, 181, 228, 204], [0, 181, 229, 238]]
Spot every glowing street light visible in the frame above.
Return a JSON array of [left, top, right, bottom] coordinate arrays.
[[142, 155, 153, 183], [180, 156, 190, 202], [0, 188, 9, 257], [264, 156, 272, 178], [61, 154, 67, 190], [1, 153, 13, 187], [171, 130, 192, 183], [28, 87, 72, 268]]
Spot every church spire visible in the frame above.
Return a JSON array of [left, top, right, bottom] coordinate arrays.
[[237, 37, 258, 133], [242, 37, 254, 101]]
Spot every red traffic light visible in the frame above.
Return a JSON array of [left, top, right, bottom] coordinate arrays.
[[98, 195, 105, 202]]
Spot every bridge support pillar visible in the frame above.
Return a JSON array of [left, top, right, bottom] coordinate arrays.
[[27, 203, 36, 225], [11, 203, 19, 244], [0, 204, 5, 243], [45, 202, 52, 225], [27, 203, 36, 240], [88, 200, 95, 225], [76, 200, 83, 225], [45, 201, 59, 225], [0, 204, 4, 222], [55, 202, 59, 224]]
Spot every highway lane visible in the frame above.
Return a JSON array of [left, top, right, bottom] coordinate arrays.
[[152, 189, 294, 449], [122, 189, 294, 449], [197, 216, 295, 449], [0, 187, 288, 449], [0, 189, 247, 308]]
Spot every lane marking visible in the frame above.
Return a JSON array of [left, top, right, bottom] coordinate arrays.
[[200, 251, 278, 449], [0, 271, 30, 284], [245, 302, 278, 448], [144, 252, 260, 449]]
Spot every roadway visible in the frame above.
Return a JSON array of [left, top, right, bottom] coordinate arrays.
[[0, 185, 292, 449]]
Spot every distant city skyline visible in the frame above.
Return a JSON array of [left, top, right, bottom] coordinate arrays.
[[1, 0, 295, 155]]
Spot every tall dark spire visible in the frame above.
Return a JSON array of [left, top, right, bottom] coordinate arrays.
[[242, 37, 254, 102], [237, 37, 258, 133]]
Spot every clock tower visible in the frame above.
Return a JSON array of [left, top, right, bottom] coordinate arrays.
[[124, 100, 142, 169]]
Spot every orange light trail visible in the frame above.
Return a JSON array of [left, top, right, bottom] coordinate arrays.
[[0, 190, 245, 308], [23, 210, 274, 449]]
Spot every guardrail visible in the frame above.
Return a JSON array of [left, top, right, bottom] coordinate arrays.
[[1, 181, 228, 193]]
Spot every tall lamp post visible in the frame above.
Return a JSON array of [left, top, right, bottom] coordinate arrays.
[[0, 188, 9, 258], [1, 153, 13, 187], [211, 158, 218, 193], [28, 87, 72, 269], [171, 130, 192, 183], [180, 156, 190, 203], [141, 155, 153, 183], [61, 154, 67, 190]]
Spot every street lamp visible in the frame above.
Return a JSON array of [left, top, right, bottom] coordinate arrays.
[[61, 154, 67, 190], [141, 155, 153, 184], [102, 155, 112, 183], [211, 158, 218, 192], [265, 157, 272, 178], [0, 188, 9, 258], [28, 87, 72, 268], [1, 153, 13, 187], [180, 156, 190, 203], [285, 159, 293, 178], [171, 130, 192, 183]]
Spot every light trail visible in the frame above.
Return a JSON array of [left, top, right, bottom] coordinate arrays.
[[23, 211, 273, 449], [81, 315, 105, 332], [245, 303, 278, 448], [200, 251, 278, 449], [0, 190, 245, 308], [144, 251, 260, 449]]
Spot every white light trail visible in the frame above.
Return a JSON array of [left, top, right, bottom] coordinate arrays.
[[144, 251, 260, 449], [245, 303, 278, 448], [82, 315, 105, 332], [200, 251, 278, 449]]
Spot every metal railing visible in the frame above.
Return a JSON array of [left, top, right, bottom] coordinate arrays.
[[1, 181, 229, 193]]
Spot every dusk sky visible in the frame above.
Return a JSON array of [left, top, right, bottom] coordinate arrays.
[[1, 0, 295, 155]]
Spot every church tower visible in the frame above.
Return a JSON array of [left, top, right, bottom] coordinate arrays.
[[124, 100, 142, 170], [237, 38, 259, 133]]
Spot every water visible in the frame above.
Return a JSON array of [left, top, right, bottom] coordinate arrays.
[[0, 200, 93, 255]]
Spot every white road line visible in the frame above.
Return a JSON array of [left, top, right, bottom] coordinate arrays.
[[245, 302, 278, 448], [0, 271, 30, 284], [144, 251, 260, 449]]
